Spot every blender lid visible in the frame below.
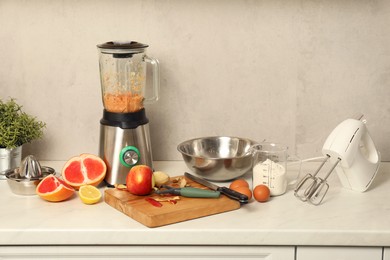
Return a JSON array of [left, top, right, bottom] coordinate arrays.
[[97, 41, 149, 53]]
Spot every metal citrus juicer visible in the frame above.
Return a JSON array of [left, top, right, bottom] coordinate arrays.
[[294, 115, 381, 205], [97, 41, 160, 185]]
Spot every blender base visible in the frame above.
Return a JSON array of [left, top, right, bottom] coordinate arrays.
[[99, 123, 153, 185]]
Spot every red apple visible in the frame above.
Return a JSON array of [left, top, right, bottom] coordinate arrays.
[[126, 165, 154, 195]]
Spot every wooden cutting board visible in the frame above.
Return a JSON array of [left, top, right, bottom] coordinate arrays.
[[104, 175, 241, 228]]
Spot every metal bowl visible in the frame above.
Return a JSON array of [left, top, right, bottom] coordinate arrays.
[[5, 166, 56, 196], [177, 136, 257, 181]]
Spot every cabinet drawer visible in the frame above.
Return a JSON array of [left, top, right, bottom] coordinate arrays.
[[297, 246, 382, 260]]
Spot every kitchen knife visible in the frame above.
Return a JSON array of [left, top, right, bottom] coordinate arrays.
[[184, 172, 248, 204], [155, 186, 221, 198]]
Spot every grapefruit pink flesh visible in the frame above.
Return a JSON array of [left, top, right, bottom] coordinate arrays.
[[37, 176, 57, 193], [36, 175, 74, 202], [61, 154, 107, 189], [63, 161, 85, 183], [84, 158, 105, 180]]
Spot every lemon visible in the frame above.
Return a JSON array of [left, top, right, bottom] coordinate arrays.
[[79, 185, 102, 205]]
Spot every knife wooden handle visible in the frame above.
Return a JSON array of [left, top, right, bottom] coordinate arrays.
[[218, 187, 248, 203]]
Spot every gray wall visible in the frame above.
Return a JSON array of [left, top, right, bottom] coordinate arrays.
[[1, 0, 389, 161]]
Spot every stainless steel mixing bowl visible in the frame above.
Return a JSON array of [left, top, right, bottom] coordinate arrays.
[[177, 136, 257, 181]]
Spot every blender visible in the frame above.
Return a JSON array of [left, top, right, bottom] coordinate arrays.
[[97, 41, 160, 185]]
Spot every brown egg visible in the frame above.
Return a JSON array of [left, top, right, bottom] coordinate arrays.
[[253, 185, 270, 202], [229, 179, 249, 190], [231, 186, 252, 201]]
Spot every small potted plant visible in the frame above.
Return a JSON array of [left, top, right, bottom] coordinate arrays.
[[0, 98, 46, 173]]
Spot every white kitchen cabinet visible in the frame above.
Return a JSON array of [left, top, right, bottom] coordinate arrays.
[[0, 245, 295, 260], [297, 246, 383, 260]]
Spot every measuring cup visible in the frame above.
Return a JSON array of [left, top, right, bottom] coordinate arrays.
[[251, 142, 301, 196]]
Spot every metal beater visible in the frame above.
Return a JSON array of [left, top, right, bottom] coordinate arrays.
[[294, 155, 340, 205]]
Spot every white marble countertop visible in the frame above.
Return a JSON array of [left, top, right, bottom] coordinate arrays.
[[1, 160, 389, 247]]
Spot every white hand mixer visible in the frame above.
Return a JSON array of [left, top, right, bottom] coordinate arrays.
[[294, 116, 381, 205]]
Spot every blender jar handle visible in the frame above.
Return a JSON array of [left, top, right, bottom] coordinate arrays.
[[144, 55, 160, 104]]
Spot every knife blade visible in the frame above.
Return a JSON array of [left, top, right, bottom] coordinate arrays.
[[184, 172, 248, 204]]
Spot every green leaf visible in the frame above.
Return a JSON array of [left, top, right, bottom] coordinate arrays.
[[0, 98, 46, 149]]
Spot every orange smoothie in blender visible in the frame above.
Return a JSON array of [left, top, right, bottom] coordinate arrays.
[[103, 92, 144, 113]]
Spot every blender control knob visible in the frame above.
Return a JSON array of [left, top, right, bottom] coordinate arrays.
[[120, 146, 141, 167]]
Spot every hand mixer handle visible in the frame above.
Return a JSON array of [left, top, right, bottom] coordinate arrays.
[[360, 125, 380, 164], [345, 124, 381, 192]]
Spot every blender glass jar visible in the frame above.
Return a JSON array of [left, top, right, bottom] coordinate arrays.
[[97, 41, 159, 113]]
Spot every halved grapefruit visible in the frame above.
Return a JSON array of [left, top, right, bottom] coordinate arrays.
[[61, 154, 106, 190], [36, 174, 75, 202]]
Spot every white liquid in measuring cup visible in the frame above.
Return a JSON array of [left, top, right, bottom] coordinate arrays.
[[253, 159, 287, 196]]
